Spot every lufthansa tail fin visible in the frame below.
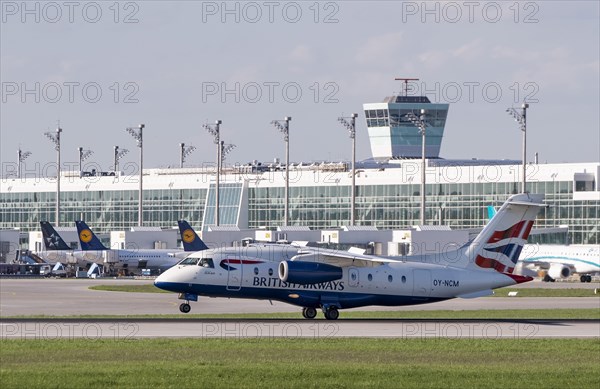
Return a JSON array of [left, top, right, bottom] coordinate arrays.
[[75, 221, 108, 250], [465, 193, 545, 274], [40, 221, 71, 250], [177, 220, 209, 251]]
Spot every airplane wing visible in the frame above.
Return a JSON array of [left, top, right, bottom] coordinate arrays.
[[519, 259, 576, 272], [290, 248, 400, 268]]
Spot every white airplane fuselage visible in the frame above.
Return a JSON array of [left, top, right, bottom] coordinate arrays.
[[155, 247, 526, 309]]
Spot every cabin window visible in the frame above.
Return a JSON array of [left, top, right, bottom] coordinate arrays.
[[388, 275, 393, 283], [367, 274, 373, 282], [401, 276, 406, 283], [268, 268, 274, 276], [254, 267, 259, 275]]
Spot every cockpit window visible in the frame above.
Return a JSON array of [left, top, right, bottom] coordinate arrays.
[[199, 258, 214, 268], [179, 257, 199, 265]]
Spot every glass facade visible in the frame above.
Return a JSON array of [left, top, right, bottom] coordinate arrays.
[[0, 188, 206, 232], [202, 183, 244, 230]]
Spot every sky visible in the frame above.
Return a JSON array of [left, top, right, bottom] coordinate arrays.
[[1, 1, 599, 176]]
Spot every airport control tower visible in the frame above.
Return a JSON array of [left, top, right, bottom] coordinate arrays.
[[363, 79, 449, 161]]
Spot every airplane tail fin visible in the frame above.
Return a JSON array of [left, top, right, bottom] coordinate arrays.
[[75, 221, 108, 250], [177, 220, 209, 251], [40, 221, 71, 250], [465, 193, 545, 274]]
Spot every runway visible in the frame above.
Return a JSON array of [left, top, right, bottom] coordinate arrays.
[[2, 318, 598, 339], [1, 278, 599, 317], [1, 278, 599, 339]]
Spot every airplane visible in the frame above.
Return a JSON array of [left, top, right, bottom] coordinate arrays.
[[517, 244, 599, 283], [75, 220, 207, 273], [487, 206, 599, 282], [38, 221, 87, 265], [154, 193, 545, 319]]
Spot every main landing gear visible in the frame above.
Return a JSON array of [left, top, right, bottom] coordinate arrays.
[[302, 307, 317, 319], [301, 306, 340, 320], [580, 275, 592, 283], [179, 302, 191, 313]]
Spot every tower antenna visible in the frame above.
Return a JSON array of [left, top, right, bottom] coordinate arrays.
[[394, 77, 420, 96]]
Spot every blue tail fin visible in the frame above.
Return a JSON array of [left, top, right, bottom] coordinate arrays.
[[75, 221, 108, 250], [40, 221, 71, 250], [177, 220, 209, 251], [487, 205, 497, 220]]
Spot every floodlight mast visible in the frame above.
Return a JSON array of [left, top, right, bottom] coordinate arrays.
[[44, 127, 62, 226], [406, 109, 428, 226], [77, 147, 93, 178], [17, 148, 32, 179], [271, 117, 291, 226], [506, 103, 530, 193], [338, 113, 358, 226], [113, 146, 129, 172], [126, 124, 145, 226], [203, 120, 222, 226], [179, 143, 197, 168]]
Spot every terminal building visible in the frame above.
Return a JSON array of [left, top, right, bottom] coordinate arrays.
[[1, 94, 599, 253]]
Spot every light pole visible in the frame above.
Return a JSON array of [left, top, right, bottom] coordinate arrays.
[[113, 146, 129, 172], [271, 116, 291, 226], [44, 127, 62, 226], [406, 109, 427, 225], [338, 113, 358, 226], [506, 103, 529, 193], [179, 143, 196, 168], [126, 124, 145, 226], [17, 147, 31, 179], [221, 142, 236, 165], [77, 147, 93, 178], [203, 120, 222, 226]]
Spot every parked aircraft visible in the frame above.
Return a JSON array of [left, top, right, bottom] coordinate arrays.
[[75, 220, 207, 273], [155, 193, 544, 319], [487, 206, 599, 282], [518, 244, 599, 282]]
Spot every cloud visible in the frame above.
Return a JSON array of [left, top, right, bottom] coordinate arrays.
[[355, 31, 404, 66]]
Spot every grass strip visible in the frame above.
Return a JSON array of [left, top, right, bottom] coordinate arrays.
[[1, 338, 599, 389]]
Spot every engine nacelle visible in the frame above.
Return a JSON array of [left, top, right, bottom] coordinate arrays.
[[547, 263, 571, 280], [279, 261, 343, 285]]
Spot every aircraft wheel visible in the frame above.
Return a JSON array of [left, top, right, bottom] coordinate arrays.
[[179, 303, 191, 313], [543, 275, 553, 282], [586, 275, 592, 283], [580, 275, 587, 283], [302, 307, 317, 319], [324, 307, 339, 321]]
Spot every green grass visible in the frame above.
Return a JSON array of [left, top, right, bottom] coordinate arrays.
[[5, 309, 599, 320], [1, 338, 599, 388]]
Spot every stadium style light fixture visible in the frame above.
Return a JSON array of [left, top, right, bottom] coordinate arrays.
[[44, 127, 62, 226], [271, 116, 291, 226], [113, 146, 129, 172], [17, 147, 32, 179], [126, 123, 145, 226], [77, 147, 93, 178], [179, 143, 197, 168], [203, 120, 222, 226], [506, 103, 530, 193], [338, 113, 358, 226], [405, 109, 427, 226]]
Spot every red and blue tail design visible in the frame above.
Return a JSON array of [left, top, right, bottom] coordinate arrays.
[[475, 220, 534, 273], [466, 194, 544, 274]]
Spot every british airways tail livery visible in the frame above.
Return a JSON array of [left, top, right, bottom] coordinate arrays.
[[155, 193, 545, 319], [177, 220, 209, 251]]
